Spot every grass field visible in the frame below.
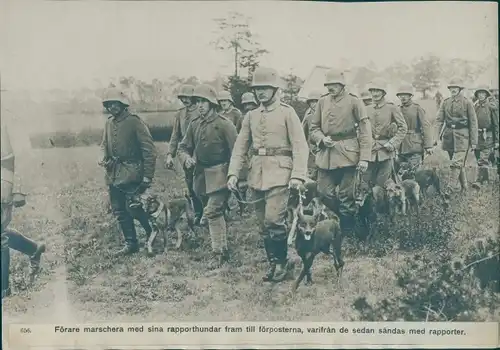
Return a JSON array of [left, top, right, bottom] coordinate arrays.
[[2, 99, 499, 324]]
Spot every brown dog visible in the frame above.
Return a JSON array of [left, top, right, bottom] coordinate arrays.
[[401, 179, 420, 214], [356, 184, 388, 240], [292, 209, 344, 292], [385, 179, 406, 220], [414, 167, 443, 199], [144, 191, 196, 256]]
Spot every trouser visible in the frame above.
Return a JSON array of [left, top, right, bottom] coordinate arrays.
[[316, 166, 358, 235], [367, 157, 394, 187], [1, 229, 40, 296], [474, 148, 493, 184], [445, 151, 468, 193], [109, 183, 152, 247], [397, 153, 423, 178], [250, 186, 290, 264], [307, 152, 318, 180], [203, 189, 230, 253], [184, 167, 204, 219]]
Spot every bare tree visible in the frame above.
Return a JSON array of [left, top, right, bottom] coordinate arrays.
[[412, 54, 442, 99]]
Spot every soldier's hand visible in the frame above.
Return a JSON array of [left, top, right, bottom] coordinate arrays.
[[425, 148, 433, 156], [227, 176, 239, 192], [357, 160, 369, 173], [383, 142, 395, 152], [470, 144, 476, 151], [165, 154, 174, 169], [322, 136, 336, 148], [288, 178, 303, 190], [185, 157, 196, 169]]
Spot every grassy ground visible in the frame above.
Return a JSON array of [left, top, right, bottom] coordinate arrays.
[[2, 141, 499, 323]]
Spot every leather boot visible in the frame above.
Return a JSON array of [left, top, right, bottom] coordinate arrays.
[[29, 243, 46, 283], [1, 244, 10, 299], [114, 216, 139, 257], [273, 238, 295, 282], [262, 238, 276, 282], [339, 214, 356, 238], [208, 251, 227, 270]]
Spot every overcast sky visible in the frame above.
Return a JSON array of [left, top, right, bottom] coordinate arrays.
[[0, 1, 497, 90]]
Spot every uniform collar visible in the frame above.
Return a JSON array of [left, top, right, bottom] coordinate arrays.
[[201, 109, 218, 124], [112, 110, 130, 122], [261, 98, 280, 112], [330, 89, 346, 102], [401, 100, 413, 107], [374, 98, 387, 109], [451, 92, 463, 102]]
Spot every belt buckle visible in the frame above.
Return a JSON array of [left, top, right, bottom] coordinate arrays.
[[374, 134, 380, 140], [258, 148, 267, 156], [451, 124, 456, 129]]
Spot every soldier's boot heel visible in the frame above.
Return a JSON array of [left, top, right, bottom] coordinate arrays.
[[29, 243, 46, 283], [262, 238, 276, 281], [262, 262, 277, 282], [113, 243, 139, 257]]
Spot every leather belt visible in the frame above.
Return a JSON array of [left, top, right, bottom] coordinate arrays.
[[446, 122, 468, 130], [249, 148, 293, 157], [327, 133, 357, 141]]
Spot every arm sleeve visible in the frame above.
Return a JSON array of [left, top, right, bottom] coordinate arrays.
[[286, 108, 309, 182], [418, 105, 434, 148], [353, 99, 372, 162], [227, 113, 252, 179], [136, 119, 157, 179], [466, 99, 478, 147]]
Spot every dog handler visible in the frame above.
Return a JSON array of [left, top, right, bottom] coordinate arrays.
[[227, 67, 309, 282], [100, 88, 157, 256], [1, 120, 46, 298], [302, 90, 322, 181], [166, 84, 204, 223], [178, 84, 238, 269], [436, 77, 478, 195], [396, 84, 434, 176], [366, 78, 408, 187]]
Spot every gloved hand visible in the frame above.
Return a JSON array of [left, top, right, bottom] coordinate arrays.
[[165, 154, 174, 169], [383, 142, 395, 152], [227, 175, 239, 192], [322, 136, 336, 148], [357, 160, 369, 173], [185, 157, 196, 169]]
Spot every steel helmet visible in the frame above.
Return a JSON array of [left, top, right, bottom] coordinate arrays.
[[102, 88, 130, 107], [251, 67, 280, 89], [367, 78, 388, 94], [217, 91, 235, 104], [306, 90, 322, 103], [396, 84, 414, 96], [324, 69, 346, 86], [447, 77, 464, 89], [474, 84, 491, 97], [360, 90, 372, 100], [241, 92, 257, 105], [192, 84, 219, 106], [177, 84, 195, 98]]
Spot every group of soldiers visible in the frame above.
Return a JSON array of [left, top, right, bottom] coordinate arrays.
[[1, 67, 499, 298]]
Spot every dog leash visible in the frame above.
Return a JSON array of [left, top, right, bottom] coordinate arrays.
[[287, 189, 305, 247]]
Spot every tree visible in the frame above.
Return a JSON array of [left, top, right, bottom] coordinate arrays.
[[412, 55, 442, 99], [222, 75, 251, 110], [211, 11, 269, 78], [282, 73, 308, 120]]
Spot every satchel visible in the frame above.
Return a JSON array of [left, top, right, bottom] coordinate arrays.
[[114, 161, 144, 187], [203, 163, 229, 195]]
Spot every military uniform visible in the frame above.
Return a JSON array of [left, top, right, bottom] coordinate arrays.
[[178, 85, 238, 263], [168, 103, 203, 219], [310, 82, 372, 234], [436, 79, 478, 193], [397, 98, 433, 175], [222, 106, 243, 133], [1, 121, 45, 298], [228, 67, 308, 282], [101, 94, 157, 254]]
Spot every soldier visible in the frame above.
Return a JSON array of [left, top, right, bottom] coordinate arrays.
[[218, 91, 243, 133], [436, 77, 478, 195], [309, 70, 372, 239], [2, 121, 46, 298], [396, 84, 434, 176], [435, 90, 443, 110], [302, 90, 322, 180], [366, 78, 408, 187], [227, 67, 308, 282], [241, 92, 258, 115], [165, 84, 204, 223], [471, 85, 499, 189], [360, 90, 373, 107], [178, 84, 238, 269], [100, 88, 157, 256]]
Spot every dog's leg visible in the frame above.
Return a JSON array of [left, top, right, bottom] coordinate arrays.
[[161, 207, 169, 254], [305, 254, 316, 285], [292, 253, 313, 292], [331, 234, 344, 281], [174, 222, 184, 250], [147, 226, 158, 257]]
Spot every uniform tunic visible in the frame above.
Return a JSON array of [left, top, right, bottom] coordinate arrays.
[[168, 106, 200, 158], [221, 106, 243, 133]]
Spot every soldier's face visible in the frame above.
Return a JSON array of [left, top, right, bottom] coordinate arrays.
[[105, 101, 125, 116], [180, 96, 192, 107], [476, 91, 488, 101], [397, 94, 412, 104], [325, 83, 344, 96], [196, 99, 211, 116], [307, 100, 318, 110], [448, 87, 460, 97], [254, 87, 276, 104], [370, 89, 385, 101], [220, 100, 232, 110]]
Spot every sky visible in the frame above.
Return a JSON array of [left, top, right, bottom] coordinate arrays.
[[0, 0, 497, 91]]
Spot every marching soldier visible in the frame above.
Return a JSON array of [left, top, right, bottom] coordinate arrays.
[[100, 88, 157, 256], [436, 77, 478, 195], [2, 121, 46, 298], [309, 70, 372, 238], [227, 67, 308, 282], [178, 84, 238, 269], [360, 90, 373, 107], [302, 90, 322, 180], [241, 92, 258, 115], [396, 84, 434, 176], [435, 90, 443, 110], [471, 85, 499, 189], [166, 84, 204, 223], [218, 91, 243, 133], [366, 78, 408, 187]]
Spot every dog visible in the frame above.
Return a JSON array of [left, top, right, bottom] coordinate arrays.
[[292, 209, 344, 292], [286, 178, 319, 224], [414, 167, 443, 199], [401, 179, 420, 214], [397, 161, 419, 181], [356, 184, 388, 241], [385, 179, 406, 219], [143, 191, 196, 256]]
